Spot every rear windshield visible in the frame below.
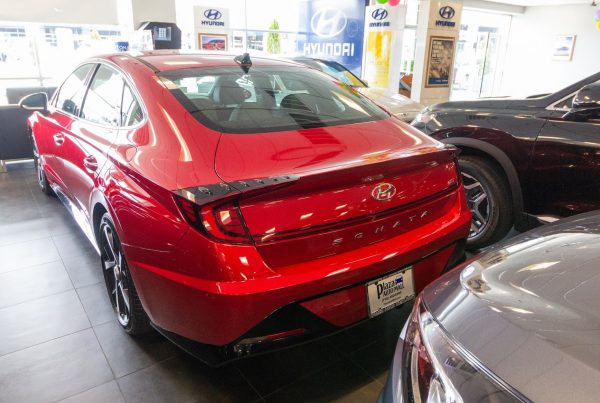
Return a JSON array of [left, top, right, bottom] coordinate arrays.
[[159, 66, 388, 134]]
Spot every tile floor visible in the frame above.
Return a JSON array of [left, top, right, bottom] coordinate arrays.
[[0, 161, 411, 403]]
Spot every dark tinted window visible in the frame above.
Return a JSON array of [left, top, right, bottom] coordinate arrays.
[[55, 64, 93, 116], [81, 65, 124, 127], [160, 66, 387, 134], [121, 84, 143, 126]]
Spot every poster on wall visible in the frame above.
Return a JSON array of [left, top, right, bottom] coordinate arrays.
[[296, 0, 365, 77], [198, 33, 228, 51], [425, 36, 455, 87], [553, 35, 576, 61]]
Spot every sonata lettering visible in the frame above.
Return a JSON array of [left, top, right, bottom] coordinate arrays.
[[331, 210, 429, 246]]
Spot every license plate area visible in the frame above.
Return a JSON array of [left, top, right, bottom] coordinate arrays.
[[366, 267, 415, 318]]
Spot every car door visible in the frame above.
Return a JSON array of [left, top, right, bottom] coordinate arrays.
[[42, 64, 95, 192], [61, 64, 127, 224], [529, 102, 600, 217]]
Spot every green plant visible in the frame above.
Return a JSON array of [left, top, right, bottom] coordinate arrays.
[[267, 19, 281, 54]]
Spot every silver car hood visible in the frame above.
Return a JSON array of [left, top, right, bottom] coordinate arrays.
[[358, 87, 424, 122], [423, 212, 600, 402]]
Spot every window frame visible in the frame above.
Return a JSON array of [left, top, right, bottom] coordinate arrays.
[[52, 60, 147, 130], [52, 63, 96, 117]]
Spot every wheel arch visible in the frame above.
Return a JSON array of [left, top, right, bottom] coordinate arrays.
[[438, 137, 524, 224]]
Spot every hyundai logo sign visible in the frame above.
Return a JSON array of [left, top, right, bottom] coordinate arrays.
[[439, 6, 455, 20], [204, 9, 222, 20], [311, 8, 347, 38], [371, 8, 388, 21]]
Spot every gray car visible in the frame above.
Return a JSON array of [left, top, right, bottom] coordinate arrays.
[[380, 211, 600, 402]]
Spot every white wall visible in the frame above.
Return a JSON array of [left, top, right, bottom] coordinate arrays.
[[500, 4, 600, 97], [0, 0, 119, 25]]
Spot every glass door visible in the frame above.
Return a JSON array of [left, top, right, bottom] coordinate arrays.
[[451, 10, 511, 100]]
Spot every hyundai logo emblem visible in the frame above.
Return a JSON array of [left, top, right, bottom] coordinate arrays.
[[439, 6, 455, 19], [371, 183, 397, 201], [311, 8, 347, 38], [371, 8, 388, 21], [204, 9, 222, 20]]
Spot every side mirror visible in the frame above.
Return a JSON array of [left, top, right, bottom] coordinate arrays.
[[563, 83, 600, 122], [18, 92, 48, 113]]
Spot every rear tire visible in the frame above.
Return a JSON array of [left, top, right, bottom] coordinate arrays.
[[99, 213, 151, 336], [32, 140, 53, 196], [459, 156, 513, 250]]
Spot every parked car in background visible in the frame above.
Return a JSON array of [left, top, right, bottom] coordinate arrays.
[[293, 57, 425, 122], [380, 211, 600, 403], [412, 73, 600, 249], [21, 51, 470, 364]]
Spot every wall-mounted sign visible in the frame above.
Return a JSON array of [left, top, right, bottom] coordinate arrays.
[[425, 36, 455, 87], [194, 6, 229, 31], [297, 0, 365, 76]]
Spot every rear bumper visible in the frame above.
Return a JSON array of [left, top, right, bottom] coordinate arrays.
[[151, 239, 464, 366], [124, 194, 470, 356]]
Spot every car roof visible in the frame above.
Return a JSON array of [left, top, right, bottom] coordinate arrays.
[[102, 50, 303, 73]]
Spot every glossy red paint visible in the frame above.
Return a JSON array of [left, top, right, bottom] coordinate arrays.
[[28, 51, 470, 355]]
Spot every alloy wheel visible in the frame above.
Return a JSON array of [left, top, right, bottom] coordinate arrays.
[[100, 224, 131, 327], [462, 172, 491, 239], [32, 144, 45, 189]]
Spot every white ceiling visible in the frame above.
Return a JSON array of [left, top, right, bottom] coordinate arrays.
[[482, 0, 591, 7]]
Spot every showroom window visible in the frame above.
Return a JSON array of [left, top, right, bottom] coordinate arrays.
[[0, 22, 121, 105], [451, 10, 512, 100]]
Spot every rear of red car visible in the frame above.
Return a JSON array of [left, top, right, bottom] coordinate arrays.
[[120, 57, 470, 364]]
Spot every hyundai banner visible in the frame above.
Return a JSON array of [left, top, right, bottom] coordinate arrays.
[[297, 0, 365, 76], [363, 4, 406, 90]]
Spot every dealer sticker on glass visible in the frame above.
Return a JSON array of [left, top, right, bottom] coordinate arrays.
[[366, 267, 415, 318]]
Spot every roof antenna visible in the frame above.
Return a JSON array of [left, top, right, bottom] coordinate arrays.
[[235, 53, 252, 74]]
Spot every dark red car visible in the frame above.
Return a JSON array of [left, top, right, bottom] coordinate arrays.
[[20, 51, 470, 364]]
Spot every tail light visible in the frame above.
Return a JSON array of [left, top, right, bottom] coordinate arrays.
[[173, 194, 253, 244]]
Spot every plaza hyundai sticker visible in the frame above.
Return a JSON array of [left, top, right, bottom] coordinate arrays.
[[366, 267, 415, 317]]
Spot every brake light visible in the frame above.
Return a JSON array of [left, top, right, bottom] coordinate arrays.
[[173, 195, 253, 244]]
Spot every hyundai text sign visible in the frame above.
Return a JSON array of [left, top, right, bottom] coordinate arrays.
[[429, 3, 460, 29], [297, 0, 365, 76], [370, 8, 390, 27], [195, 6, 229, 30]]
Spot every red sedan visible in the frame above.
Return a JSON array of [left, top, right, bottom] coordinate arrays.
[[20, 51, 470, 364]]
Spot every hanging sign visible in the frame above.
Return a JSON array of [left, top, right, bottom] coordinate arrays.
[[297, 0, 365, 76]]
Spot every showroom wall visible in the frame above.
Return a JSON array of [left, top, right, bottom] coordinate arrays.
[[499, 4, 600, 97], [0, 0, 118, 24]]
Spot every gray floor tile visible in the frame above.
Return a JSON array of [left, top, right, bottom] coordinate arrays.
[[0, 237, 61, 274], [59, 380, 125, 403], [94, 320, 179, 378], [77, 282, 114, 326], [0, 329, 114, 403], [53, 231, 97, 260], [118, 355, 260, 403], [62, 249, 103, 288], [0, 290, 90, 356], [0, 218, 53, 247], [263, 358, 382, 403], [237, 337, 344, 397], [347, 335, 400, 386], [0, 260, 73, 308]]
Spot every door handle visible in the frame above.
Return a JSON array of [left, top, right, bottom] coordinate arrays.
[[53, 134, 65, 146], [83, 156, 98, 172]]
